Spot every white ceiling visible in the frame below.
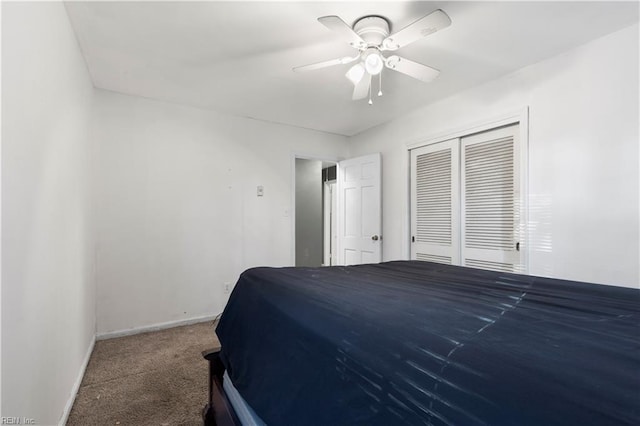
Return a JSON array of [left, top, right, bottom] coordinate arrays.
[[65, 1, 639, 136]]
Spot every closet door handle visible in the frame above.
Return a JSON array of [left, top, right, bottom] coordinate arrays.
[[371, 235, 379, 241]]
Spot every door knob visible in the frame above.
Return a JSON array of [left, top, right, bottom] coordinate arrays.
[[371, 235, 379, 241]]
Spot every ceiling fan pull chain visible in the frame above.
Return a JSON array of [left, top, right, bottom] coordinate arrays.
[[368, 82, 373, 105], [378, 72, 383, 97]]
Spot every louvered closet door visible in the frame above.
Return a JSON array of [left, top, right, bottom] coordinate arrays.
[[461, 124, 522, 272], [411, 139, 460, 265]]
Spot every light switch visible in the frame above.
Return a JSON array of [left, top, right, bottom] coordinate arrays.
[[257, 185, 264, 197]]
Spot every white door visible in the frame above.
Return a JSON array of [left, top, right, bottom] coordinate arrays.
[[337, 153, 382, 265], [410, 124, 523, 273], [410, 139, 460, 265], [461, 124, 522, 272]]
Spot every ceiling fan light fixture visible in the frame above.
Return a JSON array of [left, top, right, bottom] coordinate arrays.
[[297, 10, 452, 102], [346, 63, 365, 84], [363, 49, 384, 75]]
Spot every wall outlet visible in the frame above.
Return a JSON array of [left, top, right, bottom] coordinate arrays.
[[223, 282, 231, 294]]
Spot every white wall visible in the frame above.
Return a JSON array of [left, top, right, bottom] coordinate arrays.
[[295, 159, 323, 267], [92, 90, 348, 335], [1, 2, 96, 424], [348, 24, 639, 288]]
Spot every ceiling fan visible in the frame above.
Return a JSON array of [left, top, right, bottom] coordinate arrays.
[[293, 10, 451, 104]]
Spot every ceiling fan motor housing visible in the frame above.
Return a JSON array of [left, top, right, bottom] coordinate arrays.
[[353, 16, 390, 47]]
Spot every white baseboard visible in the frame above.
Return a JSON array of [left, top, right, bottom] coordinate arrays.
[[96, 314, 219, 341], [59, 335, 95, 426]]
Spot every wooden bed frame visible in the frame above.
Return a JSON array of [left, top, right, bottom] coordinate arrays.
[[202, 347, 241, 426]]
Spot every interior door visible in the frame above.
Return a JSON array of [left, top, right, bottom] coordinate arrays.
[[337, 153, 382, 265], [461, 124, 522, 272], [410, 139, 460, 264]]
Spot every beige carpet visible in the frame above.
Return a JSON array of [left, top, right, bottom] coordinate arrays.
[[67, 320, 219, 425]]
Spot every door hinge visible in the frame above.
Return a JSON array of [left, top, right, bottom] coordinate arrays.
[[412, 236, 415, 243]]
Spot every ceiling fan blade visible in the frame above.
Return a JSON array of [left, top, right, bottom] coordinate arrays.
[[385, 55, 440, 82], [318, 16, 366, 49], [352, 73, 371, 100], [293, 56, 358, 72], [382, 9, 451, 51]]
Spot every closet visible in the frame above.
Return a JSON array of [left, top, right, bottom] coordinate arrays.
[[410, 124, 524, 273]]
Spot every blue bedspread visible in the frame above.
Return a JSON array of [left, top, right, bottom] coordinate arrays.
[[215, 261, 640, 425]]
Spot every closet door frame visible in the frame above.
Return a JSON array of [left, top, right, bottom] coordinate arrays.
[[406, 107, 529, 273]]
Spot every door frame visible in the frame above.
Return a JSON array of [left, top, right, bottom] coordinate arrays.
[[405, 107, 530, 272], [323, 180, 337, 266], [290, 153, 339, 266]]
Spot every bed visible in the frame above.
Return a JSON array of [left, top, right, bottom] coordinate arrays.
[[202, 260, 640, 425]]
